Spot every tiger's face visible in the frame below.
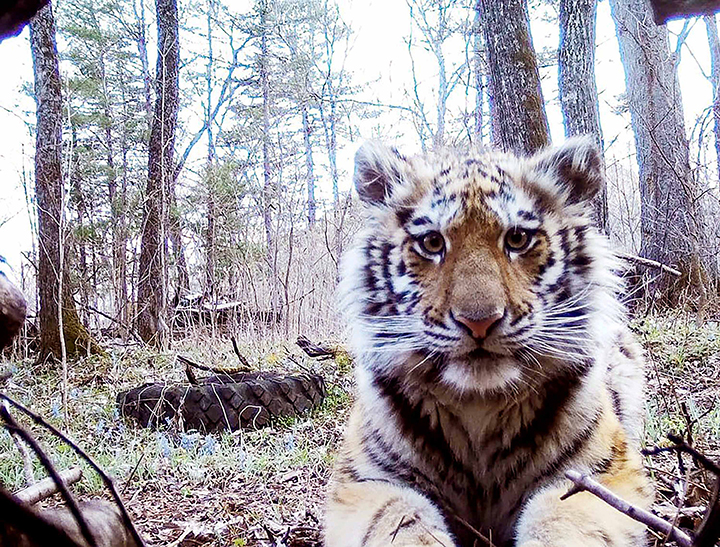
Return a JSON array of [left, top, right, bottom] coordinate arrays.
[[339, 139, 621, 394]]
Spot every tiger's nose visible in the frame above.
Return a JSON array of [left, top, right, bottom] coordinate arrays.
[[454, 310, 504, 340]]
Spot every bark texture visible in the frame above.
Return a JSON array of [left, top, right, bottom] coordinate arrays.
[[137, 0, 179, 345], [30, 4, 102, 361], [706, 15, 720, 182], [610, 0, 708, 300], [302, 103, 316, 226], [478, 0, 549, 155], [559, 0, 608, 232]]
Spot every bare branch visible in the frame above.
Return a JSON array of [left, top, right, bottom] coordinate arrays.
[[0, 403, 97, 547], [0, 393, 146, 547], [562, 470, 694, 547], [14, 466, 83, 505], [616, 251, 682, 277]]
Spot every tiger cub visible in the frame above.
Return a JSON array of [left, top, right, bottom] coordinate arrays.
[[325, 139, 652, 547]]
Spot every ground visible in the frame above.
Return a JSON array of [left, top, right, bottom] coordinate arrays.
[[0, 314, 718, 546]]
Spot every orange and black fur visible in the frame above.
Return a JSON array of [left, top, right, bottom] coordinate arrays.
[[324, 139, 652, 546]]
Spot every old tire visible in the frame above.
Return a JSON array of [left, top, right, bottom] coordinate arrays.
[[116, 372, 326, 432]]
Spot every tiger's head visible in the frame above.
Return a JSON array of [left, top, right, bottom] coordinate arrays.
[[338, 138, 623, 395]]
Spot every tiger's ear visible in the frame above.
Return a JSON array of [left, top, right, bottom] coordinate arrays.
[[353, 141, 408, 205], [530, 137, 604, 205]]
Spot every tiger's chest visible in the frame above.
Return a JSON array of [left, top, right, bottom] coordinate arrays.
[[368, 383, 596, 545]]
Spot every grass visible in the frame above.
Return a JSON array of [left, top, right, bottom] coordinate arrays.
[[0, 332, 354, 545], [1, 314, 719, 545]]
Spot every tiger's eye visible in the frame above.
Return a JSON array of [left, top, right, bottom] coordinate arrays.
[[505, 228, 531, 252], [420, 232, 445, 255]]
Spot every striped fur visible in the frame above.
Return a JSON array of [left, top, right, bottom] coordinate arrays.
[[325, 139, 652, 547]]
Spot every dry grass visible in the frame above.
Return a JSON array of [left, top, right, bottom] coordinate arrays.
[[1, 333, 354, 546], [0, 313, 718, 546]]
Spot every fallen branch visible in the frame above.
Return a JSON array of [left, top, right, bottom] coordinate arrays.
[[643, 433, 720, 547], [11, 430, 35, 486], [1, 403, 97, 547], [177, 354, 248, 376], [616, 252, 682, 277], [296, 335, 336, 359], [14, 466, 83, 505], [0, 393, 145, 547], [230, 336, 251, 369], [1, 487, 141, 547], [562, 469, 694, 547]]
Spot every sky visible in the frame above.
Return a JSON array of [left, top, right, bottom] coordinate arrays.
[[0, 0, 716, 288]]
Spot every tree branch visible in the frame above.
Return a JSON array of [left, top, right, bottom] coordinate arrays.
[[562, 470, 694, 547]]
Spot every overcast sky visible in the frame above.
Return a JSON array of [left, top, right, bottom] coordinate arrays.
[[0, 0, 715, 282]]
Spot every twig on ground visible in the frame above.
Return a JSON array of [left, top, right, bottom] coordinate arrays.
[[14, 466, 82, 505], [230, 336, 251, 369], [616, 252, 682, 277], [184, 362, 199, 385], [562, 469, 694, 547], [176, 354, 247, 377], [0, 393, 145, 547], [643, 433, 720, 476], [296, 335, 336, 359], [287, 354, 314, 375], [121, 452, 145, 495], [0, 403, 97, 547]]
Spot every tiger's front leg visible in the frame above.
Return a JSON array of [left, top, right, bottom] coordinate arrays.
[[325, 478, 456, 547], [515, 459, 652, 546]]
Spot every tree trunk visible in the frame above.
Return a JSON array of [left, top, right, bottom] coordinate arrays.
[[134, 0, 153, 125], [205, 0, 216, 300], [473, 0, 485, 143], [302, 102, 316, 226], [706, 15, 720, 182], [479, 0, 550, 155], [137, 0, 179, 346], [319, 83, 339, 207], [30, 4, 102, 362], [610, 0, 708, 301], [558, 0, 608, 232], [259, 0, 277, 309]]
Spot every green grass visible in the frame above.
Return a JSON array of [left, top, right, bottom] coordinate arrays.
[[0, 335, 354, 498]]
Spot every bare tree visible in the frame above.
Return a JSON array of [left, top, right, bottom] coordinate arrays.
[[205, 0, 217, 299], [559, 0, 608, 232], [479, 0, 549, 155], [301, 102, 317, 226], [259, 0, 274, 266], [472, 0, 485, 143], [706, 14, 720, 182], [137, 0, 179, 345], [30, 3, 101, 361], [406, 0, 469, 149], [610, 0, 711, 300]]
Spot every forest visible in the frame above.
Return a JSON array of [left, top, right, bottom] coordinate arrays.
[[0, 0, 720, 545]]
